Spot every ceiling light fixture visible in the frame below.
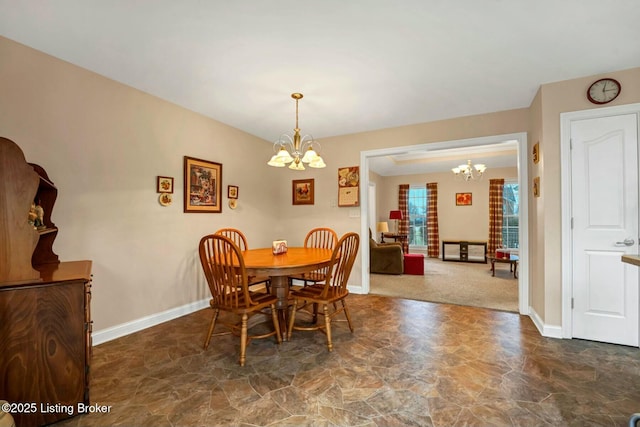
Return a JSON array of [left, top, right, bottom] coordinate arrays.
[[267, 93, 326, 171], [452, 160, 486, 181]]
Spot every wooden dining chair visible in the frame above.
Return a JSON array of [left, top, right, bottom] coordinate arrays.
[[199, 234, 282, 366], [287, 232, 360, 352], [215, 228, 270, 292], [289, 227, 338, 287]]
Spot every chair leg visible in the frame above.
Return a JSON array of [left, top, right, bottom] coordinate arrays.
[[312, 302, 318, 324], [203, 308, 219, 350], [342, 299, 354, 333], [239, 313, 248, 367], [324, 304, 333, 352], [270, 303, 282, 344], [287, 299, 298, 341]]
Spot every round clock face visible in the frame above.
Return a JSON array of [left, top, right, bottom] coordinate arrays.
[[587, 78, 621, 104]]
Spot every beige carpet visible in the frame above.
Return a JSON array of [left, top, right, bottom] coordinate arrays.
[[370, 256, 519, 312]]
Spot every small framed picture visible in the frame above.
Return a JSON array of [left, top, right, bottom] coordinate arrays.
[[456, 192, 472, 206], [157, 176, 174, 193], [184, 156, 222, 213], [228, 185, 239, 199], [533, 142, 540, 164], [533, 176, 540, 197], [292, 179, 314, 205]]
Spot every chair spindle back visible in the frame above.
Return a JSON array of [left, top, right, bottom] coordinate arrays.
[[199, 234, 252, 308], [215, 228, 249, 251], [324, 232, 360, 294], [304, 227, 338, 251]]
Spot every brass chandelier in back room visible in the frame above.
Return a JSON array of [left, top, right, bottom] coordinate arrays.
[[452, 159, 487, 181], [267, 93, 326, 171]]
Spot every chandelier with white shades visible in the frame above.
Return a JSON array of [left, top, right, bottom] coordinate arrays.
[[452, 160, 487, 181], [267, 93, 326, 171]]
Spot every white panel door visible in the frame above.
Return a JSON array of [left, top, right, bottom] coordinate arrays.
[[571, 113, 639, 346]]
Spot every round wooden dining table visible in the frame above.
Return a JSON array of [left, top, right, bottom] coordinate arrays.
[[242, 247, 332, 337]]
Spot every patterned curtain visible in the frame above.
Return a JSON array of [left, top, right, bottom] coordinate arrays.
[[426, 182, 439, 258], [488, 178, 505, 255], [398, 184, 409, 253]]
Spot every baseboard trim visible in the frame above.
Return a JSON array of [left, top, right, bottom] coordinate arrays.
[[529, 306, 563, 339], [348, 285, 365, 294], [92, 298, 210, 346]]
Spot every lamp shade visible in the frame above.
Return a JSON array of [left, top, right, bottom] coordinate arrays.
[[376, 222, 389, 233], [389, 210, 403, 220]]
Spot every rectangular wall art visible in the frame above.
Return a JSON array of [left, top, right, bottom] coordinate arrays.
[[184, 156, 222, 213], [292, 179, 314, 205], [156, 176, 174, 193], [456, 192, 472, 206], [338, 166, 360, 207]]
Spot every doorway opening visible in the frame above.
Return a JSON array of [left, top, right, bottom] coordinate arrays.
[[358, 132, 529, 315]]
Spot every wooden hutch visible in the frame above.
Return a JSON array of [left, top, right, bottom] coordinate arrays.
[[0, 137, 93, 427]]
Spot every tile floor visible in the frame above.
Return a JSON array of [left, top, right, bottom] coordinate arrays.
[[56, 295, 640, 426]]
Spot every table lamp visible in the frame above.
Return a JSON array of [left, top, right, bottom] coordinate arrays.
[[376, 221, 389, 242], [389, 210, 403, 234]]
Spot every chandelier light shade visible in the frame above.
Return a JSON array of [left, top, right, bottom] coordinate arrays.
[[267, 93, 326, 171], [452, 159, 487, 181]]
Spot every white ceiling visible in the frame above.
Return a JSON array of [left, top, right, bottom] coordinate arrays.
[[2, 1, 639, 175]]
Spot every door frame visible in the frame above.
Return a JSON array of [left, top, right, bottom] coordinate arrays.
[[560, 103, 640, 339], [358, 132, 529, 315], [368, 181, 377, 240]]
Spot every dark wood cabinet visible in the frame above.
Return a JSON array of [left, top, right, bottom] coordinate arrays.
[[0, 262, 92, 427], [0, 137, 92, 427]]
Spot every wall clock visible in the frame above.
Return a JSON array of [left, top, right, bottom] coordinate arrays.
[[587, 78, 621, 104]]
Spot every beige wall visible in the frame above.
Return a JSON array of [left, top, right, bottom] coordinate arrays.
[[535, 67, 640, 326], [374, 168, 517, 245], [0, 37, 282, 332], [3, 34, 639, 337]]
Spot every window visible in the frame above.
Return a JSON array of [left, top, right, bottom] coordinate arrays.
[[502, 181, 519, 249], [408, 187, 427, 247]]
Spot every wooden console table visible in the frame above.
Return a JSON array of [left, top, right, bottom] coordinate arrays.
[[442, 240, 487, 263]]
